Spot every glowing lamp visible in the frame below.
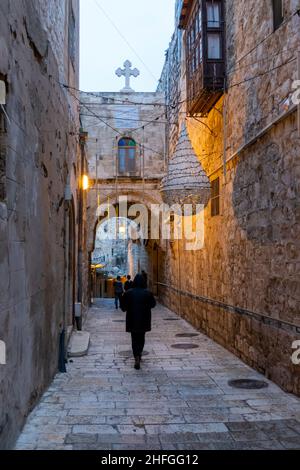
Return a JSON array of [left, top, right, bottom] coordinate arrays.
[[82, 175, 89, 191]]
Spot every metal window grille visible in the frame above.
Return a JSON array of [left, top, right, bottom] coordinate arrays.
[[273, 0, 284, 30]]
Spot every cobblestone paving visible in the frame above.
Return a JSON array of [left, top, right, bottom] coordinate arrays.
[[16, 300, 300, 450]]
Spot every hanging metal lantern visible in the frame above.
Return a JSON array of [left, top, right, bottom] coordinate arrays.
[[160, 123, 211, 207]]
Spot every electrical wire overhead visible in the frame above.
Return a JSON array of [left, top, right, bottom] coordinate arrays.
[[227, 9, 300, 73], [68, 88, 165, 157], [228, 58, 296, 89], [93, 0, 158, 83], [62, 82, 166, 107]]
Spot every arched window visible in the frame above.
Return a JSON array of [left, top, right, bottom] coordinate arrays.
[[118, 137, 136, 175]]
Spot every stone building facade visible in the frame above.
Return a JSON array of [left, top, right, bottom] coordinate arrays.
[[0, 0, 87, 449], [158, 0, 300, 394], [80, 90, 166, 292]]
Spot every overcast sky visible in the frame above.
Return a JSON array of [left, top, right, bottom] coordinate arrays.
[[80, 0, 175, 93]]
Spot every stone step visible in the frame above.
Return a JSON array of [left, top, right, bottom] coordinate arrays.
[[68, 331, 90, 358]]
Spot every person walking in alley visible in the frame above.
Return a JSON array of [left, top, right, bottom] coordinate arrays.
[[141, 270, 148, 288], [121, 274, 156, 370], [124, 274, 134, 292], [113, 276, 124, 309]]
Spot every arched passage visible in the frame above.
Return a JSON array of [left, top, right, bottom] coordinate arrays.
[[89, 195, 162, 300]]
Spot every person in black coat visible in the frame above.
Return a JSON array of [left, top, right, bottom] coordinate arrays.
[[141, 270, 148, 288], [121, 274, 156, 370], [113, 276, 124, 309], [124, 274, 134, 292]]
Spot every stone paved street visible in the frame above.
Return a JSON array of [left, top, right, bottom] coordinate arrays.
[[15, 300, 300, 450]]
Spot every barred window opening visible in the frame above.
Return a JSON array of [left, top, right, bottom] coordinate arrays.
[[68, 2, 76, 68], [272, 0, 284, 31], [211, 177, 220, 217]]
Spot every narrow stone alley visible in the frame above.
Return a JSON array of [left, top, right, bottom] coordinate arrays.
[[16, 301, 300, 451], [1, 0, 300, 455]]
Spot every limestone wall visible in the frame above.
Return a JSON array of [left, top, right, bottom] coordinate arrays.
[[80, 92, 166, 180], [158, 0, 300, 395], [0, 0, 80, 449]]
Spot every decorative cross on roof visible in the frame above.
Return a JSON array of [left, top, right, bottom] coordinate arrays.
[[115, 60, 140, 93]]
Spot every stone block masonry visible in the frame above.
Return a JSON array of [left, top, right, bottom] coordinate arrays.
[[158, 0, 300, 395], [0, 0, 82, 449]]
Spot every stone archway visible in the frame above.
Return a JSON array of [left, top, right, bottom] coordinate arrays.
[[87, 189, 162, 251], [88, 189, 163, 299]]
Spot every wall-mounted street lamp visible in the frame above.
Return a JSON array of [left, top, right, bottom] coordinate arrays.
[[82, 174, 89, 191]]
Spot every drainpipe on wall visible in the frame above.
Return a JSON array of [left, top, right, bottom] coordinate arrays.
[[76, 130, 88, 330], [77, 168, 83, 329], [59, 179, 73, 372]]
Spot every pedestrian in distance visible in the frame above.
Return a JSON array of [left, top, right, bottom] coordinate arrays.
[[141, 270, 148, 289], [113, 276, 124, 309], [124, 274, 134, 292], [121, 273, 156, 370]]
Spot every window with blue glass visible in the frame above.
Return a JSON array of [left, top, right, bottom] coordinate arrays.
[[118, 138, 136, 175]]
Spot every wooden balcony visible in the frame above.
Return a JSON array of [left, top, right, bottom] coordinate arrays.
[[181, 0, 226, 116]]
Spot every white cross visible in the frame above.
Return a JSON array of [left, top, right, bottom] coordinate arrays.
[[115, 60, 140, 93]]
